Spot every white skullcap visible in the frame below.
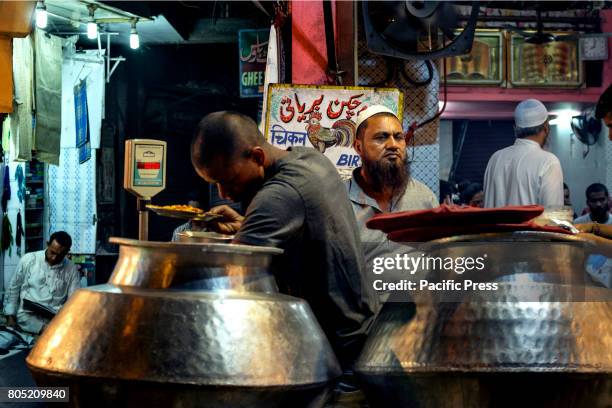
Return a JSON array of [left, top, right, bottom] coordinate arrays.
[[355, 105, 399, 131], [514, 99, 549, 128]]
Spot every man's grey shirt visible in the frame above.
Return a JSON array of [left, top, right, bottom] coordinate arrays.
[[345, 169, 438, 303], [234, 147, 378, 367]]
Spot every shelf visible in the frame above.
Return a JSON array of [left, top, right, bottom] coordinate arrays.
[[26, 236, 43, 240], [25, 207, 44, 210], [26, 180, 44, 184]]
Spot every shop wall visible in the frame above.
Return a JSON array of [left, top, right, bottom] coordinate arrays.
[[549, 121, 609, 216]]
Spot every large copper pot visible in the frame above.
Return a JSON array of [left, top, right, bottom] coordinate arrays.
[[27, 238, 341, 407], [356, 232, 612, 407]]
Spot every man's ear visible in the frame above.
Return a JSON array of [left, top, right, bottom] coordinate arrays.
[[354, 137, 363, 156], [250, 147, 266, 166]]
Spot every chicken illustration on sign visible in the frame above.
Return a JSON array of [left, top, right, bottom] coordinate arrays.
[[306, 111, 355, 153]]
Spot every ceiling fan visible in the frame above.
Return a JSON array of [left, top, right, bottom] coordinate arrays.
[[504, 8, 612, 45]]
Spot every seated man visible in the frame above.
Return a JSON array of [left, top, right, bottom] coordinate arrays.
[[574, 183, 612, 226], [1, 231, 80, 351], [190, 111, 378, 371], [573, 184, 612, 288], [345, 105, 438, 303]]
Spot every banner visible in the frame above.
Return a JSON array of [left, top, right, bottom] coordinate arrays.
[[264, 84, 403, 178]]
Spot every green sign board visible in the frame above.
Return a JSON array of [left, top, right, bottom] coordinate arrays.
[[239, 28, 268, 98]]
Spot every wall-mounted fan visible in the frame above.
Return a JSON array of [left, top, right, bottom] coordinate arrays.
[[362, 1, 480, 60], [571, 112, 601, 146], [571, 110, 601, 158]]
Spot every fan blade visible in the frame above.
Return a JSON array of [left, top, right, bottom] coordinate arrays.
[[369, 1, 423, 44], [435, 3, 459, 30], [382, 20, 421, 44], [368, 1, 407, 22], [435, 3, 460, 41]]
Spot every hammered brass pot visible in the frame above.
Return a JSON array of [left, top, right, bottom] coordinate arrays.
[[27, 238, 341, 408], [356, 232, 612, 408]]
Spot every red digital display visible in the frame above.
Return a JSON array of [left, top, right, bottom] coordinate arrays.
[[137, 162, 161, 170]]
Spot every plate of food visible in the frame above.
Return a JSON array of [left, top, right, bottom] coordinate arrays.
[[146, 204, 223, 222]]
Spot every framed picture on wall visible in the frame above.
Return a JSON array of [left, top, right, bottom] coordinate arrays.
[[509, 32, 583, 87], [445, 30, 504, 85]]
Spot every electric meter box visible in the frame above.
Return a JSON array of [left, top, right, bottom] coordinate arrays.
[[124, 139, 167, 199]]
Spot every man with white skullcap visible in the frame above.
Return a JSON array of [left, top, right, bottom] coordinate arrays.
[[483, 99, 564, 208], [345, 105, 438, 303]]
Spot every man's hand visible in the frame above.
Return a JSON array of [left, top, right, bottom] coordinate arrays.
[[577, 222, 612, 239], [208, 205, 245, 235], [5, 315, 17, 327]]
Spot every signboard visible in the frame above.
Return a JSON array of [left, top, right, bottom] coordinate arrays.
[[264, 84, 403, 178], [238, 28, 268, 98], [124, 139, 167, 199], [74, 81, 88, 148]]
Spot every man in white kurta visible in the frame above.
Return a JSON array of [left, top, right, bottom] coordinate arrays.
[[2, 231, 80, 340], [484, 99, 564, 208]]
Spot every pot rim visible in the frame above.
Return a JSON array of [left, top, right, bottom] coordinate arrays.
[[421, 231, 600, 251], [109, 237, 284, 255]]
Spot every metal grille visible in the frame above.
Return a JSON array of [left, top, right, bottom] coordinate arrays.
[[357, 37, 441, 197]]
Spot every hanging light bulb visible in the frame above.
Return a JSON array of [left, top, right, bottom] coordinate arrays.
[[87, 20, 97, 39], [87, 5, 97, 39], [129, 20, 139, 50], [35, 0, 47, 29]]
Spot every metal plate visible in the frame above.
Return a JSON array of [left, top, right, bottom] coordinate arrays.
[[146, 205, 222, 222]]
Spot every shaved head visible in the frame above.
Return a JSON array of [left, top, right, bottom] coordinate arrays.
[[191, 111, 265, 167], [191, 111, 270, 203]]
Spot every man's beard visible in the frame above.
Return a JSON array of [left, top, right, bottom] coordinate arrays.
[[363, 154, 409, 194]]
